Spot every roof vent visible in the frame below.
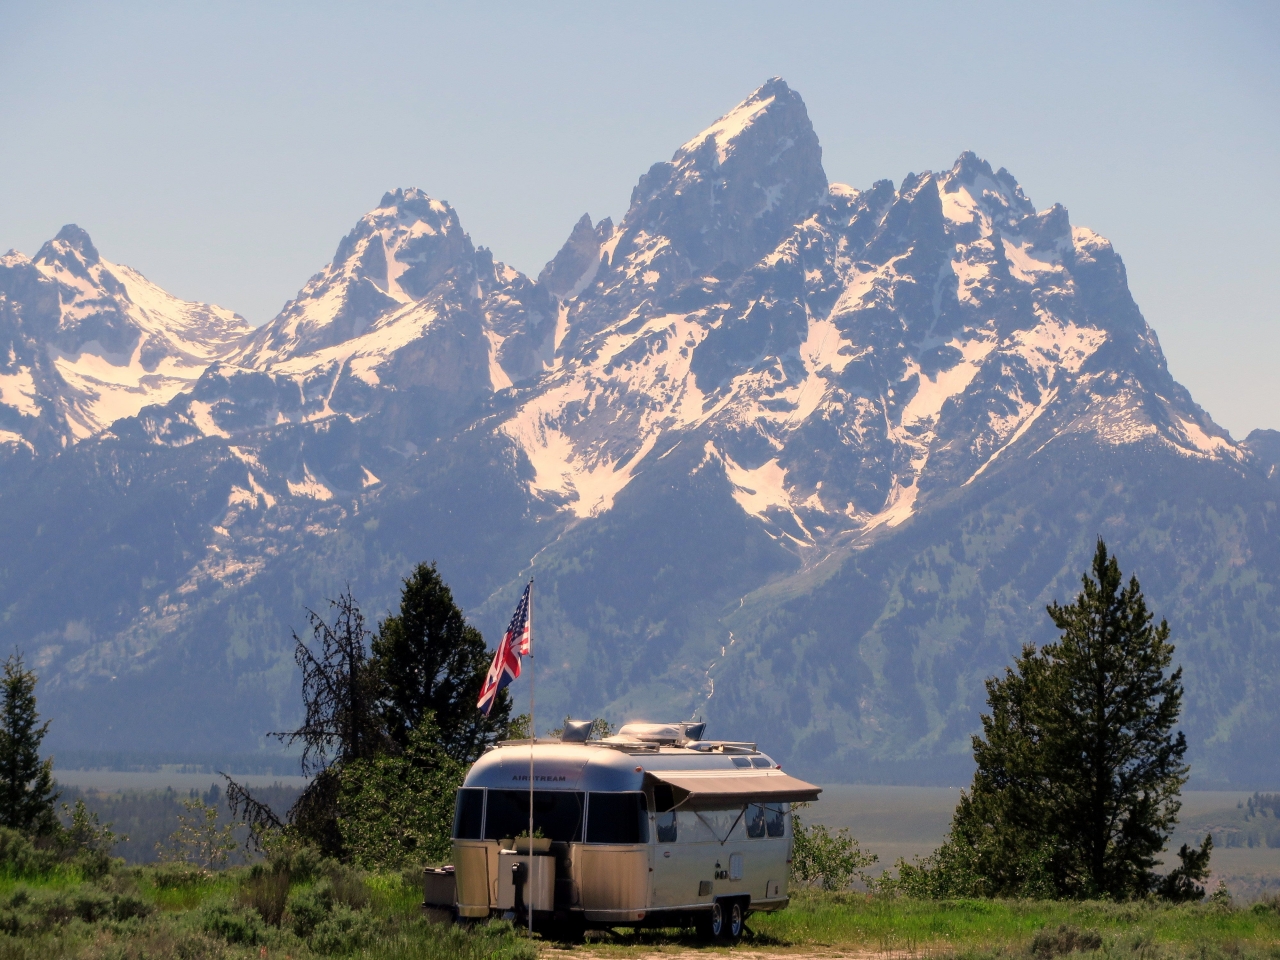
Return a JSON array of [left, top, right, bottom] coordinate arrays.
[[615, 721, 706, 745], [560, 719, 593, 743]]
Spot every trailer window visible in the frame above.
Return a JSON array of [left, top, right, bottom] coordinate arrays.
[[483, 789, 584, 843], [746, 804, 767, 838], [453, 788, 484, 840], [652, 783, 677, 813], [656, 810, 677, 843], [694, 806, 747, 842], [766, 804, 787, 838], [586, 792, 649, 844]]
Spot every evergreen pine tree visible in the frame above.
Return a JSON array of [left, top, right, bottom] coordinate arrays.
[[906, 539, 1195, 899], [0, 651, 59, 835], [372, 562, 512, 764], [1039, 538, 1190, 898]]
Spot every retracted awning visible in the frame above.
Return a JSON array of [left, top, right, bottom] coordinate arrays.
[[644, 770, 822, 805]]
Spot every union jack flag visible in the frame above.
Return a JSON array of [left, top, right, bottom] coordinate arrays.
[[477, 581, 531, 716]]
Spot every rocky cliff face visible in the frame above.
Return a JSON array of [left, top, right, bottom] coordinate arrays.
[[1, 80, 1276, 785]]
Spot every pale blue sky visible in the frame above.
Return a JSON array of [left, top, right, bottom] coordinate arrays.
[[1, 2, 1277, 437]]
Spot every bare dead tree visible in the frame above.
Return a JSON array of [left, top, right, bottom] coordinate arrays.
[[275, 589, 388, 774], [222, 773, 284, 853], [226, 588, 390, 859]]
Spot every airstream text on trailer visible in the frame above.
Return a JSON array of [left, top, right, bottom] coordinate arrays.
[[436, 720, 821, 940]]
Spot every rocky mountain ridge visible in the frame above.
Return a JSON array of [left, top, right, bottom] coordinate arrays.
[[1, 79, 1276, 785]]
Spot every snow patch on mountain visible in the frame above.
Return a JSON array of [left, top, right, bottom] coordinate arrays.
[[287, 465, 334, 501], [679, 89, 777, 164], [0, 369, 41, 417], [503, 309, 712, 515], [865, 477, 919, 531], [720, 449, 792, 520], [1002, 237, 1063, 283], [0, 429, 33, 452], [900, 336, 996, 428], [1176, 417, 1235, 458]]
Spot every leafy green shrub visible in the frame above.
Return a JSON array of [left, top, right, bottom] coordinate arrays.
[[884, 811, 1057, 899], [0, 884, 151, 934], [309, 904, 381, 955], [336, 718, 465, 869], [285, 886, 330, 938], [150, 863, 209, 890], [237, 868, 290, 926], [73, 924, 233, 960], [0, 828, 57, 878], [106, 893, 151, 922], [267, 844, 324, 884], [1029, 924, 1103, 958], [325, 866, 369, 911], [55, 800, 121, 881], [790, 807, 877, 890], [156, 799, 236, 872], [1209, 881, 1234, 909], [1251, 892, 1280, 914], [197, 899, 266, 945]]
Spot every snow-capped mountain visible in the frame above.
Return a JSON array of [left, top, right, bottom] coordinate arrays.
[[0, 225, 251, 453], [127, 187, 554, 450], [497, 82, 1237, 539], [3, 80, 1277, 786]]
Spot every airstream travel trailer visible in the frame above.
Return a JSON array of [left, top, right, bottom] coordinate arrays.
[[441, 720, 821, 939]]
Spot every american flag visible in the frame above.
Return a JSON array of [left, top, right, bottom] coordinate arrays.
[[476, 581, 531, 716]]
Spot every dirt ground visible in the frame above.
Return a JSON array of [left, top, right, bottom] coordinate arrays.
[[546, 944, 920, 959]]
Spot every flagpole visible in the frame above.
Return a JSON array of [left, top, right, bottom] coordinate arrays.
[[528, 578, 534, 935]]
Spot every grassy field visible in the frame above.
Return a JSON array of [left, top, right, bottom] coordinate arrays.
[[0, 857, 536, 960], [806, 788, 1280, 900], [4, 859, 1280, 960], [563, 892, 1280, 958], [10, 777, 1274, 959]]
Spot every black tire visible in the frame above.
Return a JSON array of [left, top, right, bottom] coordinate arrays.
[[696, 901, 725, 940], [546, 915, 587, 943], [725, 900, 744, 941]]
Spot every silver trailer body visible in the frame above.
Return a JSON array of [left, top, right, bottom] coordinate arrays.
[[449, 724, 820, 926]]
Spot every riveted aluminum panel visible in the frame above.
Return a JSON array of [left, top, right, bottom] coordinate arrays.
[[464, 743, 645, 792], [452, 841, 491, 917], [496, 852, 554, 912], [576, 846, 649, 913]]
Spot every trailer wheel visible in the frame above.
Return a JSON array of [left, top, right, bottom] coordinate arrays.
[[696, 901, 725, 940], [725, 900, 744, 941]]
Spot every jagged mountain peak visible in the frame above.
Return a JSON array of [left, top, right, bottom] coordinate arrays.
[[928, 154, 1032, 232], [620, 76, 827, 274], [673, 77, 806, 164], [35, 223, 101, 268], [327, 187, 473, 301], [538, 213, 614, 300], [501, 120, 1244, 539], [234, 188, 479, 366], [556, 78, 828, 352]]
